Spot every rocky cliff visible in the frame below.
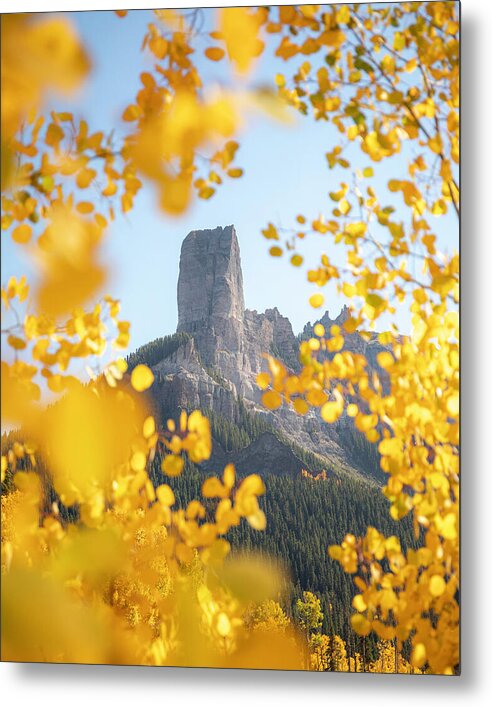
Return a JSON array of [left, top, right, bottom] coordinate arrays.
[[139, 225, 387, 480]]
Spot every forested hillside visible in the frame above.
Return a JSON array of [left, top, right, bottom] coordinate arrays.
[[147, 443, 418, 663]]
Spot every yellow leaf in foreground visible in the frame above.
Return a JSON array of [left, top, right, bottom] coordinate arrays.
[[321, 395, 343, 423], [202, 476, 228, 498], [429, 575, 446, 597], [262, 390, 282, 410], [131, 364, 154, 392], [446, 392, 459, 417], [247, 509, 266, 531], [36, 384, 145, 507], [309, 293, 324, 309], [156, 484, 175, 507], [256, 372, 270, 390], [293, 398, 309, 415], [143, 415, 156, 439], [350, 613, 371, 636], [411, 643, 427, 668], [205, 46, 225, 61], [220, 8, 263, 74], [161, 454, 184, 477], [12, 224, 32, 244]]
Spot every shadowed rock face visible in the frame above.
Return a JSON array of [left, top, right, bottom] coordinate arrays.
[[148, 225, 389, 478]]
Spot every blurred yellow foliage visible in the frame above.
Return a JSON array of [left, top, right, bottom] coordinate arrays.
[[1, 2, 459, 674]]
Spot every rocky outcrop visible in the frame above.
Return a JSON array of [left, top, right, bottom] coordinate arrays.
[[177, 225, 244, 328], [144, 225, 388, 479], [175, 225, 300, 402]]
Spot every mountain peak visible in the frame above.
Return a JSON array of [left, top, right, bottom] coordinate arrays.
[[177, 225, 244, 334]]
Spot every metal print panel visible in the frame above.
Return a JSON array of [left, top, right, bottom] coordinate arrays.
[[1, 2, 460, 674]]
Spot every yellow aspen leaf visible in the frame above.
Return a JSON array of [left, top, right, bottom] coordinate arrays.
[[313, 323, 325, 337], [432, 199, 447, 216], [115, 358, 128, 373], [143, 416, 155, 439], [405, 57, 417, 72], [161, 454, 184, 477], [227, 168, 243, 178], [121, 193, 133, 213], [352, 594, 367, 612], [306, 387, 326, 405], [377, 351, 394, 369], [380, 54, 396, 74], [355, 413, 378, 432], [345, 222, 366, 238], [393, 32, 406, 51], [223, 463, 235, 489], [351, 613, 371, 636], [46, 374, 64, 393], [378, 437, 402, 456], [269, 246, 283, 257], [293, 398, 309, 415], [220, 7, 263, 74], [275, 73, 286, 87], [7, 335, 27, 350], [202, 476, 227, 498], [429, 575, 446, 597], [429, 134, 443, 154], [256, 372, 270, 390], [328, 545, 341, 561], [446, 393, 459, 417], [12, 224, 32, 244], [336, 5, 351, 24], [130, 451, 146, 471], [321, 401, 342, 424], [239, 473, 265, 497], [198, 186, 215, 200], [411, 643, 427, 668], [130, 364, 154, 392], [309, 293, 324, 309], [366, 429, 379, 443], [338, 198, 351, 215], [76, 167, 97, 189], [262, 223, 279, 240], [122, 104, 142, 122], [148, 34, 168, 59], [76, 201, 94, 214], [102, 180, 117, 197], [156, 484, 175, 507], [440, 513, 457, 540], [45, 122, 64, 147], [262, 390, 282, 410], [205, 46, 225, 61], [247, 509, 266, 531], [290, 254, 303, 267], [365, 293, 384, 310]]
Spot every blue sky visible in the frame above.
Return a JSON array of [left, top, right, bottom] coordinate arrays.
[[2, 6, 459, 359]]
